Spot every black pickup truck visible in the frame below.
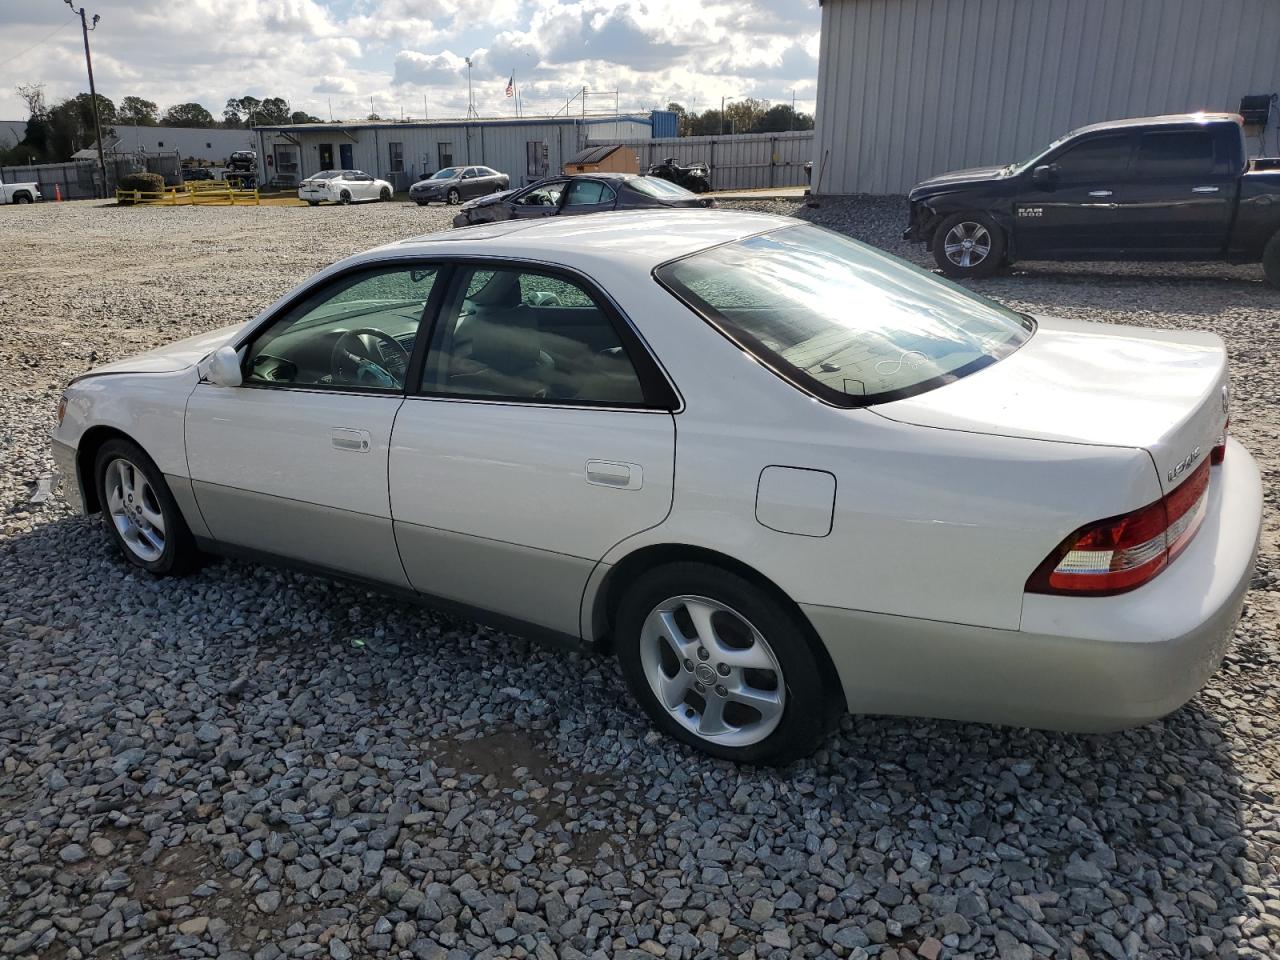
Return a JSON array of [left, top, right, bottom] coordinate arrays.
[[904, 113, 1280, 285]]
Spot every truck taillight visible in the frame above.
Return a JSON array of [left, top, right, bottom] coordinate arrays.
[[1026, 458, 1212, 596]]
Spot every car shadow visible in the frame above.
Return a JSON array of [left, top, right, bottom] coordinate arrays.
[[0, 513, 1268, 957]]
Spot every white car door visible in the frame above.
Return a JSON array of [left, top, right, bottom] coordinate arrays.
[[389, 264, 678, 637], [186, 263, 442, 586], [353, 171, 377, 200]]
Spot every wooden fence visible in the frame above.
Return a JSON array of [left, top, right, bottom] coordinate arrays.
[[116, 181, 261, 206]]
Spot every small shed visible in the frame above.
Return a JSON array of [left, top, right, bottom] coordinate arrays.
[[562, 144, 639, 175]]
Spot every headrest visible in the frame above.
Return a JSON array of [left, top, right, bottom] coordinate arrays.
[[469, 271, 523, 308]]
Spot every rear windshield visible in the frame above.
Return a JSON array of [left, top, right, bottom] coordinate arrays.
[[311, 171, 340, 179], [632, 176, 694, 199], [655, 224, 1032, 405]]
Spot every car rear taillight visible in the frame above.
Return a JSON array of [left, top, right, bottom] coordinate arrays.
[[1211, 419, 1228, 465], [1026, 458, 1212, 596]]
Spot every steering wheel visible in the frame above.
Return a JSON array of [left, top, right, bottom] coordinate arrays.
[[330, 328, 410, 388]]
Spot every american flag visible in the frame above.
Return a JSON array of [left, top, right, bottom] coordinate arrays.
[[505, 75, 514, 98]]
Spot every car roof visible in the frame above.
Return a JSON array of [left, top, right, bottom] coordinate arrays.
[[368, 209, 795, 270], [1070, 112, 1241, 137]]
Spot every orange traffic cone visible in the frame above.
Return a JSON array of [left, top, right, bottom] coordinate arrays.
[[55, 184, 62, 202]]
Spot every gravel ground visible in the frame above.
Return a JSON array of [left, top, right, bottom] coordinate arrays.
[[1, 197, 1278, 960]]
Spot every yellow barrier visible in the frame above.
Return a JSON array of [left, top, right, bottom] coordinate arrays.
[[116, 181, 261, 207]]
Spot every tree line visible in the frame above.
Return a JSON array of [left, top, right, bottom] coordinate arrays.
[[1, 84, 322, 165], [664, 98, 815, 136]]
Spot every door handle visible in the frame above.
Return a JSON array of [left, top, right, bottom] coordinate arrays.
[[1088, 190, 1113, 197], [586, 459, 643, 491], [331, 427, 371, 453], [1192, 185, 1220, 193]]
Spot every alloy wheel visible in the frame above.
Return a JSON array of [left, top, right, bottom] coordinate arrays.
[[943, 221, 992, 268], [639, 595, 786, 747], [104, 458, 166, 563]]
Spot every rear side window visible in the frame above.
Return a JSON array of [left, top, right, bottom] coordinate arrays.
[[564, 180, 615, 206], [656, 225, 1031, 406], [1052, 135, 1132, 182], [1137, 131, 1216, 177]]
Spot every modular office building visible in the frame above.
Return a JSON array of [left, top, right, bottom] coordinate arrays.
[[254, 114, 660, 191]]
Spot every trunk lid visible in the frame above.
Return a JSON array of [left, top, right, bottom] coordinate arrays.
[[873, 315, 1228, 495]]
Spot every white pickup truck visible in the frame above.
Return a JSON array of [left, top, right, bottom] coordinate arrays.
[[1, 182, 42, 204]]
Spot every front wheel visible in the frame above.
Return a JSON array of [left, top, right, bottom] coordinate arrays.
[[94, 439, 200, 576], [447, 188, 460, 205], [339, 190, 352, 205], [380, 187, 392, 201], [615, 563, 828, 765], [932, 213, 1006, 279], [1263, 231, 1280, 289]]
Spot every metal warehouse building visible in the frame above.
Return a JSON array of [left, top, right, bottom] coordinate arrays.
[[813, 0, 1280, 195], [254, 114, 657, 192]]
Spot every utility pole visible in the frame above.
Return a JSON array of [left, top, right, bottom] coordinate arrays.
[[465, 58, 475, 118], [66, 1, 107, 198]]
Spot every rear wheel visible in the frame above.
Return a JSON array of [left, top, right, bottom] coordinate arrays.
[[447, 188, 460, 205], [15, 193, 31, 204], [416, 200, 429, 207], [1263, 231, 1280, 288], [615, 562, 828, 765], [94, 439, 199, 576], [932, 212, 1006, 279]]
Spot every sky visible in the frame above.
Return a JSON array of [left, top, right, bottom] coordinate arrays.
[[0, 1, 821, 123]]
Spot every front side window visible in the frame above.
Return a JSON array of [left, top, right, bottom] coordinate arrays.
[[1137, 131, 1215, 177], [244, 266, 438, 392], [389, 141, 404, 173], [422, 267, 645, 405], [656, 225, 1031, 406], [564, 179, 615, 206], [513, 181, 564, 207], [1051, 134, 1132, 182]]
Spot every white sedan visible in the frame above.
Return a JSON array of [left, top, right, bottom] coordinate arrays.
[[51, 211, 1262, 764], [299, 169, 394, 205]]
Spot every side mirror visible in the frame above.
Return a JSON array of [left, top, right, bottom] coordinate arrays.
[[1031, 164, 1057, 187], [201, 345, 243, 387]]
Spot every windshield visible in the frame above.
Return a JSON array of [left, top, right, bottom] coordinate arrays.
[[655, 224, 1032, 406], [431, 167, 460, 179], [1006, 129, 1077, 174], [632, 176, 695, 199]]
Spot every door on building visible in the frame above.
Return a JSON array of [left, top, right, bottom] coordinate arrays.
[[319, 143, 335, 171], [339, 143, 354, 168], [437, 142, 453, 171], [1014, 133, 1134, 258]]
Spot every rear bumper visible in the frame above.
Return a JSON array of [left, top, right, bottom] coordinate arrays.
[[805, 439, 1262, 732]]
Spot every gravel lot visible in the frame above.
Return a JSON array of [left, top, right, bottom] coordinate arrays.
[[1, 197, 1277, 960]]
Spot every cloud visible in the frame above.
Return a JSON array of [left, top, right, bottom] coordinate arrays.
[[392, 50, 467, 87]]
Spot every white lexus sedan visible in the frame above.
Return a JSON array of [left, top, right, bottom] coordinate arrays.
[[51, 211, 1262, 764], [299, 169, 394, 206]]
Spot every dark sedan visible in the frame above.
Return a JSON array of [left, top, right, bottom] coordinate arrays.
[[452, 172, 716, 227], [410, 166, 509, 205]]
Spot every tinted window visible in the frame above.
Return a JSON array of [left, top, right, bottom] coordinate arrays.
[[1137, 131, 1215, 177], [564, 180, 615, 206], [1052, 135, 1131, 181], [432, 167, 460, 179], [631, 176, 695, 199], [656, 225, 1030, 406], [245, 267, 438, 392], [422, 268, 645, 405]]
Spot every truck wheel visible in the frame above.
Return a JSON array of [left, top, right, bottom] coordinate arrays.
[[15, 193, 32, 204], [1264, 232, 1280, 289], [933, 213, 1006, 279]]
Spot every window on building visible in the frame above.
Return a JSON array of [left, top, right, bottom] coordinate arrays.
[[526, 140, 549, 178], [389, 141, 404, 173], [437, 142, 453, 170], [157, 141, 164, 148], [206, 142, 212, 149]]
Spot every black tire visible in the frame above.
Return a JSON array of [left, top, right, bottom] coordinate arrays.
[[615, 562, 828, 765], [94, 438, 199, 576], [1264, 231, 1280, 289], [339, 190, 352, 205], [380, 186, 392, 201], [15, 193, 32, 204], [416, 200, 429, 206], [307, 201, 320, 207], [447, 188, 460, 205], [932, 212, 1006, 279]]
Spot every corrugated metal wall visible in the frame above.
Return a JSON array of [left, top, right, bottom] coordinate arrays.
[[814, 0, 1280, 195], [590, 133, 816, 189], [258, 118, 653, 190]]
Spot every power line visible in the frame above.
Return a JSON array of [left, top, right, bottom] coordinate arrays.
[[0, 19, 73, 70]]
